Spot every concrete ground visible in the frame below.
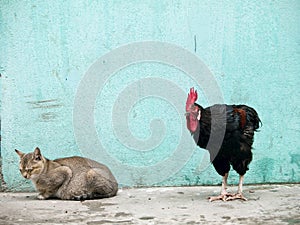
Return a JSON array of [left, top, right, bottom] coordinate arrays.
[[0, 184, 299, 225]]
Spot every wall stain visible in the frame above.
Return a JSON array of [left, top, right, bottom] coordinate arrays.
[[26, 99, 62, 122], [26, 99, 62, 109], [256, 158, 275, 182], [290, 154, 300, 168], [39, 112, 57, 121], [194, 35, 197, 52]]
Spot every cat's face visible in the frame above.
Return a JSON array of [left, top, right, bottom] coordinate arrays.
[[15, 147, 45, 180]]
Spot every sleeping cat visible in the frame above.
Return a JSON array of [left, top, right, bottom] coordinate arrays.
[[15, 147, 118, 200]]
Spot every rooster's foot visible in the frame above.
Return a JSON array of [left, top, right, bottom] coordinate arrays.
[[208, 193, 235, 202], [208, 193, 247, 202], [225, 193, 247, 201]]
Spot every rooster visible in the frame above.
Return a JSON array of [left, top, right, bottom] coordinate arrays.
[[185, 88, 261, 201]]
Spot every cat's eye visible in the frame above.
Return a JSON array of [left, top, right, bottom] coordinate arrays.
[[35, 156, 41, 161]]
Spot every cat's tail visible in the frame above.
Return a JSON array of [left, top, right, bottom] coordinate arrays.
[[93, 181, 118, 199], [72, 189, 118, 201], [72, 182, 118, 201], [93, 190, 118, 199]]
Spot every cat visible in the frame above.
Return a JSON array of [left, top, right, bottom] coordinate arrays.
[[15, 147, 118, 200]]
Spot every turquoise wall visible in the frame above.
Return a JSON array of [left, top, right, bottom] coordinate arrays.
[[1, 1, 299, 191]]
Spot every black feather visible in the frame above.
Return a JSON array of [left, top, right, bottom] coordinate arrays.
[[191, 104, 261, 177]]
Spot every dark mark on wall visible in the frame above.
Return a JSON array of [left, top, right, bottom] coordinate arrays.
[[26, 99, 62, 109], [29, 99, 57, 104], [290, 154, 300, 168], [32, 104, 62, 109], [194, 35, 197, 52], [39, 112, 57, 121], [26, 99, 63, 122]]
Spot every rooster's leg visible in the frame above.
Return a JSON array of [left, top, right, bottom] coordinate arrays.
[[208, 173, 235, 202], [226, 175, 247, 201]]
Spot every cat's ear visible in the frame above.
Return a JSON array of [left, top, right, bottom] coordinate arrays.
[[34, 147, 42, 161], [15, 149, 25, 158]]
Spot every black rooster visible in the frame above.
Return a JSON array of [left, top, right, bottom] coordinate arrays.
[[185, 88, 261, 201]]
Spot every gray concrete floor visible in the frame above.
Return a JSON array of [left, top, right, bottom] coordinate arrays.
[[0, 184, 299, 225]]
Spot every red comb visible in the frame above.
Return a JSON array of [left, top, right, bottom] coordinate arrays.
[[186, 87, 198, 111]]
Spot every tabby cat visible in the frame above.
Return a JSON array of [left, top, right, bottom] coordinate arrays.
[[16, 147, 118, 200]]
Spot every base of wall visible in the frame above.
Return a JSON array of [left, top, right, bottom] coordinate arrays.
[[0, 158, 7, 191]]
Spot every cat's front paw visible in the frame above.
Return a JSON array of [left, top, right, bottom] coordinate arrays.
[[37, 194, 46, 200], [73, 194, 90, 201]]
